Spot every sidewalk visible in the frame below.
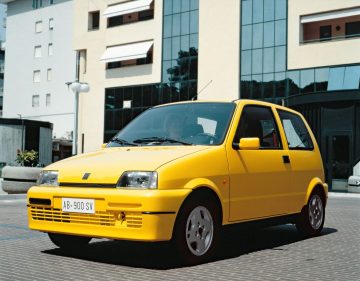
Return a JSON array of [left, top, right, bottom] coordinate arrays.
[[328, 192, 360, 199]]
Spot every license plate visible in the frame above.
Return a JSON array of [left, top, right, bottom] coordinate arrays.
[[62, 198, 95, 214]]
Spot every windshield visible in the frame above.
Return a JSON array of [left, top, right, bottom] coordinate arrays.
[[107, 102, 236, 147]]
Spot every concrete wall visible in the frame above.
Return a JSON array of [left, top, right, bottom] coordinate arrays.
[[74, 0, 163, 153], [198, 0, 240, 101], [3, 0, 76, 139], [39, 126, 52, 165], [354, 161, 360, 176], [288, 0, 360, 69], [0, 124, 22, 164], [0, 123, 52, 166]]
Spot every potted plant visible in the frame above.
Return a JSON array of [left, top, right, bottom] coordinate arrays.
[[1, 150, 43, 194]]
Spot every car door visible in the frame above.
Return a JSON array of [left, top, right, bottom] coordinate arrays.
[[227, 105, 292, 222], [276, 109, 324, 213]]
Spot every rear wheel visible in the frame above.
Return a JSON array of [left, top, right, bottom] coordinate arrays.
[[296, 191, 325, 237], [48, 233, 92, 250], [173, 194, 220, 264]]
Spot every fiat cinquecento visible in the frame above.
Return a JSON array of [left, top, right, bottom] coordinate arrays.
[[28, 100, 327, 263]]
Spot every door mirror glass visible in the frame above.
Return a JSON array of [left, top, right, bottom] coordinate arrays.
[[239, 138, 260, 150]]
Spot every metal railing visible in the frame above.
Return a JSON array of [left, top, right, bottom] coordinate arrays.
[[301, 33, 360, 44]]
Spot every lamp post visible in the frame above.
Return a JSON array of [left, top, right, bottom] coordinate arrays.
[[17, 114, 24, 151], [68, 81, 90, 155]]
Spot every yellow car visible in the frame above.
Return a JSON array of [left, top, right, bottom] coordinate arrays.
[[28, 100, 327, 264]]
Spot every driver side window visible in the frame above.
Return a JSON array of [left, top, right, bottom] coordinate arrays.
[[234, 105, 282, 149]]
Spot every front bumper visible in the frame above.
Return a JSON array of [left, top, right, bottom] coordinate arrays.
[[27, 186, 191, 242]]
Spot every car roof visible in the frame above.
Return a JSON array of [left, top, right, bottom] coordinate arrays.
[[154, 99, 301, 116]]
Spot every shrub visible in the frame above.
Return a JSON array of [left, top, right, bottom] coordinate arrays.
[[15, 150, 39, 167]]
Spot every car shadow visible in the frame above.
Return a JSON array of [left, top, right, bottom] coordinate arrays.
[[42, 225, 337, 269]]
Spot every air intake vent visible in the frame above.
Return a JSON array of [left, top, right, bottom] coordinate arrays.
[[29, 198, 51, 205]]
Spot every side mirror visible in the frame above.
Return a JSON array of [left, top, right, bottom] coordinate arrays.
[[101, 143, 107, 149], [239, 138, 260, 150]]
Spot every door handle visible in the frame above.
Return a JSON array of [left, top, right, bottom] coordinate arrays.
[[283, 155, 290, 164]]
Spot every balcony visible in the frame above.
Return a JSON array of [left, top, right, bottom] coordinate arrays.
[[301, 8, 360, 44]]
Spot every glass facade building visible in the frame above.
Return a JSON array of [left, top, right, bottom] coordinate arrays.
[[104, 0, 199, 142], [240, 0, 360, 190], [240, 0, 360, 103]]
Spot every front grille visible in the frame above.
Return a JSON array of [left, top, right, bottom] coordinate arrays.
[[30, 206, 115, 226], [29, 206, 143, 228], [126, 213, 142, 228]]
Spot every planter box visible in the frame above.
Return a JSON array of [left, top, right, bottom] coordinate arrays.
[[348, 175, 360, 193], [1, 166, 42, 194]]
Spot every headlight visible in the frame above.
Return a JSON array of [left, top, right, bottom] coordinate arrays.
[[117, 171, 157, 189], [37, 171, 59, 187]]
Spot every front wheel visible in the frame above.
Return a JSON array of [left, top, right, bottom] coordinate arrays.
[[296, 191, 325, 237], [48, 233, 92, 250], [172, 195, 220, 264]]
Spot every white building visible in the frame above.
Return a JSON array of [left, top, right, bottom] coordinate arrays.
[[1, 0, 76, 139], [0, 3, 6, 116]]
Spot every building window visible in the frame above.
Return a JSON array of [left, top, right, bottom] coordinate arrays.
[[33, 70, 41, 83], [104, 83, 199, 142], [49, 0, 54, 4], [35, 21, 42, 33], [346, 21, 360, 38], [46, 93, 51, 106], [320, 25, 332, 41], [49, 18, 54, 30], [48, 43, 53, 56], [32, 0, 42, 9], [88, 11, 100, 30], [106, 2, 155, 28], [47, 68, 52, 81], [162, 0, 199, 91], [34, 46, 42, 58], [32, 95, 40, 107]]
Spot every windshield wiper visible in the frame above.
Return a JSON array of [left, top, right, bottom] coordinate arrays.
[[133, 137, 192, 146], [109, 137, 138, 146]]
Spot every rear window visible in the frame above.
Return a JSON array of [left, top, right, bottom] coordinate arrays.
[[277, 110, 314, 150]]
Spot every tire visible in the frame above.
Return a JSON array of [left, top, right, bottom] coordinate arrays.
[[48, 233, 92, 250], [296, 190, 325, 237], [172, 194, 220, 265]]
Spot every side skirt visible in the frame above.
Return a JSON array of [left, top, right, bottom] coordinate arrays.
[[225, 213, 300, 231]]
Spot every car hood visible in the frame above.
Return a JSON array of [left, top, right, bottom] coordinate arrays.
[[46, 146, 210, 184]]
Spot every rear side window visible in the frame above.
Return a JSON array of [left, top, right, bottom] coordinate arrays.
[[277, 110, 314, 150], [234, 105, 282, 149]]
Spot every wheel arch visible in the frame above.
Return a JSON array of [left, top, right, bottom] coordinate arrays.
[[172, 180, 224, 240], [305, 178, 328, 207]]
